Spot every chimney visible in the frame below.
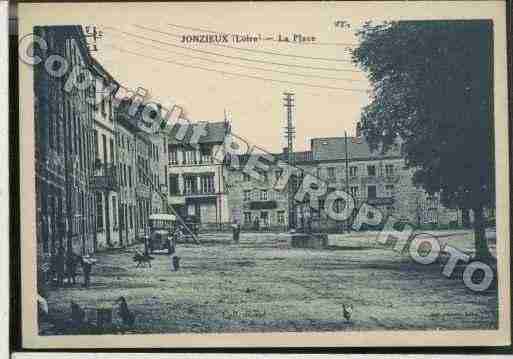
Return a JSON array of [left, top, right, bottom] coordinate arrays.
[[356, 121, 362, 137]]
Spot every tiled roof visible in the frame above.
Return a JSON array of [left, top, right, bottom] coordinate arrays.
[[311, 137, 401, 161], [167, 121, 229, 145], [235, 150, 312, 167], [275, 151, 313, 163]]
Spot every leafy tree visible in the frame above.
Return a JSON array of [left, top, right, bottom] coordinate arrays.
[[352, 20, 495, 259]]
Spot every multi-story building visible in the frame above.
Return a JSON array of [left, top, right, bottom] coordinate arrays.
[[226, 151, 314, 231], [226, 132, 461, 231], [90, 59, 120, 250], [164, 121, 231, 229], [34, 25, 97, 271], [114, 108, 138, 246], [114, 100, 158, 239]]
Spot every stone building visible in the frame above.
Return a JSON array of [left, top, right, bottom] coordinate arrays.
[[114, 100, 157, 239], [164, 121, 231, 229], [90, 59, 120, 250], [114, 112, 138, 247], [225, 151, 314, 231], [34, 25, 98, 274], [226, 134, 461, 232]]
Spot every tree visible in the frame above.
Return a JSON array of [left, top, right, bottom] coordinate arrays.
[[352, 20, 495, 259]]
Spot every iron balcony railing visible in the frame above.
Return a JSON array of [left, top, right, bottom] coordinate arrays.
[[92, 162, 118, 191]]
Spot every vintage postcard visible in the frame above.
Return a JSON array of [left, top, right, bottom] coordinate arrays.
[[17, 1, 510, 349]]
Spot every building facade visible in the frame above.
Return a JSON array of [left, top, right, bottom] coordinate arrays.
[[226, 135, 462, 232], [34, 26, 98, 287], [165, 121, 231, 229], [91, 59, 120, 250]]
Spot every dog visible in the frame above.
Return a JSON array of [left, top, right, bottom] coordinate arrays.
[[133, 250, 154, 268]]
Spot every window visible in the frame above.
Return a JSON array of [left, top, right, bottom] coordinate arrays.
[[244, 212, 252, 225], [275, 169, 283, 180], [385, 184, 394, 197], [129, 205, 133, 229], [169, 147, 178, 164], [367, 165, 376, 177], [100, 81, 106, 116], [349, 166, 358, 177], [200, 175, 215, 193], [96, 192, 103, 230], [327, 167, 335, 181], [200, 145, 212, 163], [123, 164, 127, 187], [385, 164, 394, 176], [277, 211, 285, 224], [109, 138, 115, 164], [350, 186, 359, 198], [184, 149, 196, 164], [169, 175, 179, 195], [367, 185, 377, 199], [260, 190, 268, 201], [184, 175, 197, 194], [92, 129, 98, 159], [128, 165, 132, 188], [107, 96, 113, 121], [243, 173, 251, 182], [260, 211, 269, 226], [112, 196, 118, 227], [243, 190, 252, 201], [333, 198, 345, 213], [316, 167, 322, 179]]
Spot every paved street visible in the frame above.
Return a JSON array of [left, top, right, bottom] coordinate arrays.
[[41, 231, 498, 334]]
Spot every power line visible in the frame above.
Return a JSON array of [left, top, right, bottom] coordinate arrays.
[[108, 32, 366, 83], [106, 44, 369, 92], [166, 22, 359, 47], [104, 26, 361, 73], [135, 24, 353, 63]]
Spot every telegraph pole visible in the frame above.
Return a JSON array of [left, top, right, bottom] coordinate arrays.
[[344, 131, 350, 233], [283, 92, 296, 230]]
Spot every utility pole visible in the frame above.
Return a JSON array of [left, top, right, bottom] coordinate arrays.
[[283, 92, 296, 230], [344, 131, 350, 233]]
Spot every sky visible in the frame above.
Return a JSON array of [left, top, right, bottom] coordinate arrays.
[[90, 3, 373, 152]]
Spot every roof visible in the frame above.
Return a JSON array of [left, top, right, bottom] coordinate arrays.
[[167, 121, 229, 145], [275, 151, 313, 163], [90, 57, 119, 85], [233, 150, 312, 168], [311, 136, 402, 161]]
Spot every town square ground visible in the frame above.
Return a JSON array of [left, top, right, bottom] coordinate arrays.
[[41, 230, 498, 334]]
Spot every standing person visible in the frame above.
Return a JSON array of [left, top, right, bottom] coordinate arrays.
[[81, 255, 93, 288], [55, 245, 65, 287], [253, 217, 260, 232], [65, 249, 78, 285], [232, 220, 240, 243], [174, 225, 183, 243]]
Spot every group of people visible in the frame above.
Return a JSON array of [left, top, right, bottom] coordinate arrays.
[[49, 245, 94, 288]]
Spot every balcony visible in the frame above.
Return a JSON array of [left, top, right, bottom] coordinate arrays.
[[183, 189, 216, 198], [384, 175, 400, 183], [92, 164, 118, 191], [367, 197, 394, 206], [248, 200, 278, 210], [167, 195, 186, 205], [136, 185, 151, 198]]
